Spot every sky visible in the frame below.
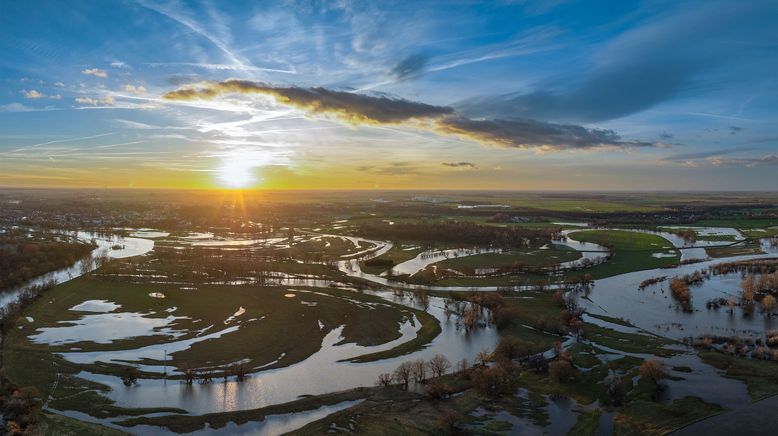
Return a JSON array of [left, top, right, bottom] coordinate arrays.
[[0, 0, 776, 190]]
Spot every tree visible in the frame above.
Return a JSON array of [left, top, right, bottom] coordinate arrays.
[[375, 373, 393, 388], [604, 375, 626, 406], [411, 359, 427, 383], [742, 275, 756, 303], [638, 358, 667, 383], [726, 297, 737, 315], [762, 295, 776, 318], [549, 352, 578, 383], [639, 357, 668, 401], [428, 354, 451, 378], [121, 366, 139, 386], [457, 358, 470, 375], [475, 349, 491, 367], [425, 380, 454, 399], [493, 336, 531, 361], [393, 361, 414, 390]]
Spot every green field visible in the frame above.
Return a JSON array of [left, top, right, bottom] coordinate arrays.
[[431, 246, 581, 273], [2, 274, 441, 420], [567, 230, 680, 278]]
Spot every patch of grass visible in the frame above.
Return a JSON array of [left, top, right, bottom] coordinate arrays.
[[586, 313, 634, 328], [40, 410, 130, 435], [360, 244, 424, 275], [706, 244, 765, 258], [117, 387, 375, 433], [342, 308, 441, 363], [432, 246, 581, 273], [697, 349, 778, 400], [568, 230, 680, 278], [4, 276, 441, 419], [585, 323, 674, 357], [613, 397, 722, 435], [567, 409, 601, 436]]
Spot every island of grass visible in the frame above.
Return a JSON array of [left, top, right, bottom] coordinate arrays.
[[2, 275, 441, 420], [429, 245, 582, 274], [566, 230, 680, 278]]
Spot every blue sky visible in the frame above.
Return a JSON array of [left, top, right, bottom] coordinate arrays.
[[0, 0, 776, 189]]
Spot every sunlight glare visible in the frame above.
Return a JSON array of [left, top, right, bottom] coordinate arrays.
[[217, 159, 256, 188]]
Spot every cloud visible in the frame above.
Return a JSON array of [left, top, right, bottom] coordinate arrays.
[[111, 61, 128, 68], [164, 80, 664, 151], [441, 161, 477, 168], [661, 146, 753, 164], [358, 161, 424, 176], [54, 81, 65, 87], [82, 68, 108, 78], [49, 94, 62, 100], [164, 80, 454, 123], [0, 103, 35, 113], [22, 89, 44, 99], [729, 126, 744, 135], [709, 155, 778, 167], [436, 117, 658, 151], [75, 96, 114, 106], [456, 2, 775, 123], [124, 84, 147, 95], [390, 53, 429, 81]]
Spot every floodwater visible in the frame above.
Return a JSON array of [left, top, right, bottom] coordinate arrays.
[[3, 224, 776, 434], [67, 293, 498, 415], [584, 253, 778, 340], [0, 231, 154, 309]]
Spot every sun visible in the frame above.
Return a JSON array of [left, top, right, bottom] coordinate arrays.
[[217, 160, 256, 188]]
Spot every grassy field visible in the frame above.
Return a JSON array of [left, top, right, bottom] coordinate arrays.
[[568, 230, 680, 279], [431, 246, 581, 272], [8, 277, 431, 373], [360, 244, 425, 275], [2, 275, 442, 420]]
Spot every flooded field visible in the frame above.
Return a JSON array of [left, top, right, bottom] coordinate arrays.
[[2, 220, 777, 435]]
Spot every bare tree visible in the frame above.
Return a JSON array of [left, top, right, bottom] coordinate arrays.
[[393, 361, 414, 390], [428, 354, 451, 378], [411, 359, 427, 383], [763, 295, 776, 318], [475, 349, 491, 368], [375, 373, 393, 388]]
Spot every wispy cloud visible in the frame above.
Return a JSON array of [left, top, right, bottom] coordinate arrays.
[[441, 161, 477, 168], [709, 155, 778, 167], [75, 96, 114, 106]]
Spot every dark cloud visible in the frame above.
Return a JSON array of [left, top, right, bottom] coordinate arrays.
[[456, 2, 775, 123], [436, 117, 657, 150], [358, 161, 423, 175], [390, 53, 429, 81], [165, 80, 664, 151], [164, 80, 453, 123], [658, 132, 673, 140], [441, 161, 477, 168], [729, 126, 744, 135]]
